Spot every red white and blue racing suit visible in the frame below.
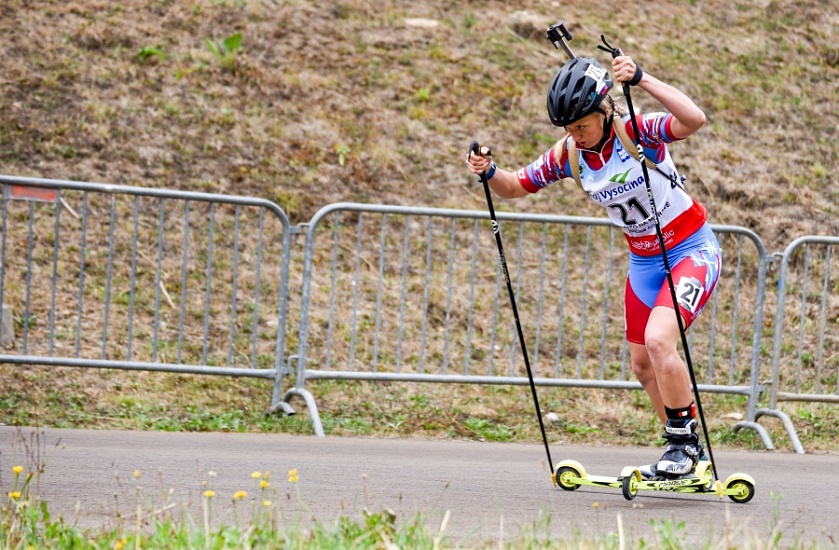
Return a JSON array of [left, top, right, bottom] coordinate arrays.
[[515, 113, 722, 344]]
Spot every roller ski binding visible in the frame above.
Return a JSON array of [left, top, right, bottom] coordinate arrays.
[[637, 413, 705, 480]]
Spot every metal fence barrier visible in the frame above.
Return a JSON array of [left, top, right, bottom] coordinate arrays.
[[763, 236, 839, 453], [2, 178, 836, 454], [0, 175, 294, 411], [284, 203, 772, 447]]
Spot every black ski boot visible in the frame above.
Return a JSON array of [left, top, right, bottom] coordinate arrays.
[[655, 404, 704, 478]]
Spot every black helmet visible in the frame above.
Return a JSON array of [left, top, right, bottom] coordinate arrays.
[[547, 57, 613, 127]]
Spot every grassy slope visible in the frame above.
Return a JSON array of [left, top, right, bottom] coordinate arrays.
[[0, 0, 837, 452]]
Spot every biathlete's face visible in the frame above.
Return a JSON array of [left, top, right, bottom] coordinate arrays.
[[563, 111, 604, 149]]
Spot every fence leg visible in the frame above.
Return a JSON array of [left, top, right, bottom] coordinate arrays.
[[270, 401, 297, 416], [732, 420, 775, 451], [278, 387, 324, 437], [756, 408, 805, 454]]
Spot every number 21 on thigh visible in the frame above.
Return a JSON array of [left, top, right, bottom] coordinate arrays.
[[676, 276, 703, 313]]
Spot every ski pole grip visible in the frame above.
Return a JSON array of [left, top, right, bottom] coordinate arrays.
[[546, 21, 573, 44], [547, 21, 576, 60], [606, 45, 630, 90], [606, 44, 643, 86], [468, 141, 492, 158]]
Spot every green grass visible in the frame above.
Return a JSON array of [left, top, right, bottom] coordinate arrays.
[[3, 366, 838, 454]]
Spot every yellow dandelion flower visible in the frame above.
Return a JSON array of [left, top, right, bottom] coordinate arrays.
[[134, 470, 141, 479], [288, 468, 298, 483], [263, 500, 272, 507], [204, 490, 215, 498], [251, 471, 261, 479], [9, 492, 21, 499], [12, 466, 23, 475], [115, 538, 127, 550], [260, 480, 269, 489], [232, 491, 247, 500]]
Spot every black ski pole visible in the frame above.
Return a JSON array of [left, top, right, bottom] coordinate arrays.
[[598, 35, 721, 493], [469, 141, 554, 478]]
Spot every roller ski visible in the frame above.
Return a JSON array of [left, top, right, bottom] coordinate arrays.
[[552, 458, 755, 503], [552, 409, 755, 503]]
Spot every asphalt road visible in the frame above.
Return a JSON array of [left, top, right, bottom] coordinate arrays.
[[1, 426, 836, 547]]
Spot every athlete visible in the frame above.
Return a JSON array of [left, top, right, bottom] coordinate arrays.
[[466, 53, 721, 478]]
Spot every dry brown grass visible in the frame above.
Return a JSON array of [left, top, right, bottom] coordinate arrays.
[[1, 0, 836, 244]]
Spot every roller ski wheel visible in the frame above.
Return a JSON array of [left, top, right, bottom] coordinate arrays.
[[556, 466, 582, 491], [553, 460, 586, 491], [621, 470, 641, 500], [724, 474, 756, 503]]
